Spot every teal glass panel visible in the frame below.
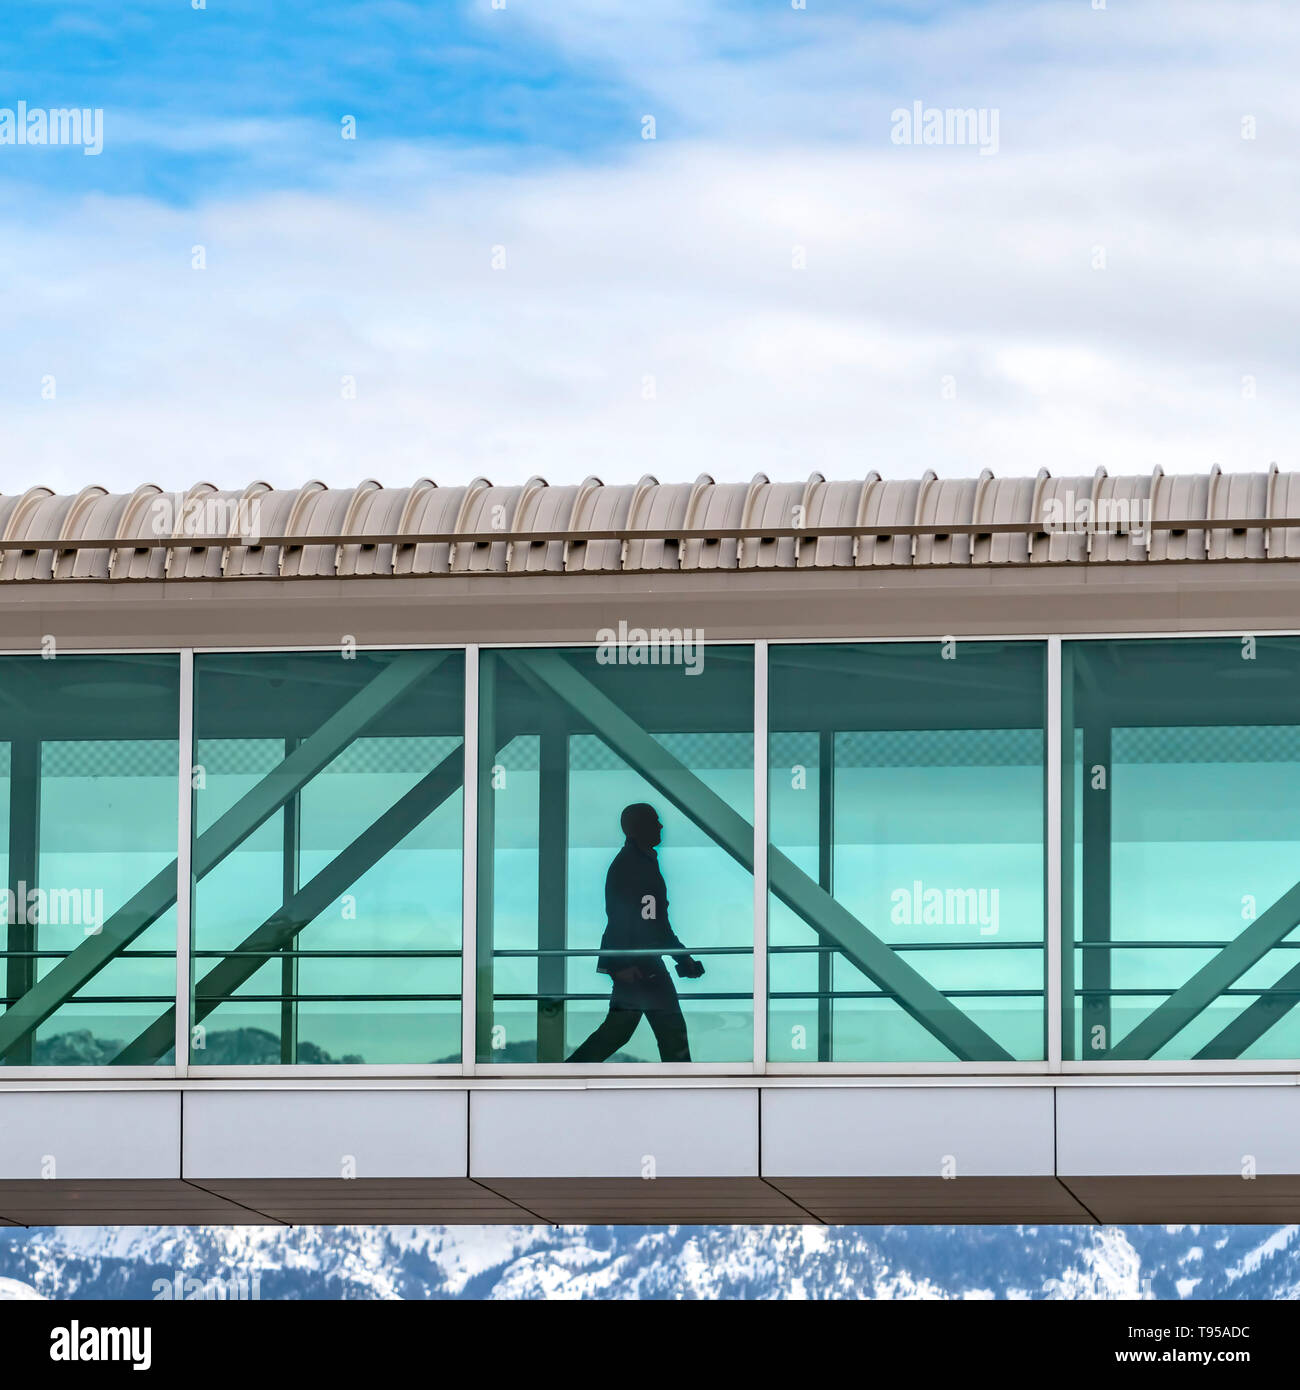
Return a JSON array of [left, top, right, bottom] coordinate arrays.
[[0, 654, 179, 1065], [190, 649, 464, 1065], [477, 645, 754, 1064], [768, 642, 1046, 1062], [1066, 637, 1300, 1061]]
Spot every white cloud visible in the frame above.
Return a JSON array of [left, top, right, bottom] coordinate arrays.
[[1, 0, 1297, 494]]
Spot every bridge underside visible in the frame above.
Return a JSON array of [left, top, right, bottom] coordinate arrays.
[[4, 1081, 1300, 1226]]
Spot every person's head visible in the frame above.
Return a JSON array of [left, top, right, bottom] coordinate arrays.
[[620, 802, 662, 849]]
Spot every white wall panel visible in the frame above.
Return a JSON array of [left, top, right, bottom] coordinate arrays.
[[471, 1087, 758, 1178], [183, 1089, 468, 1180], [1057, 1085, 1300, 1177], [0, 1090, 180, 1180], [763, 1086, 1056, 1177]]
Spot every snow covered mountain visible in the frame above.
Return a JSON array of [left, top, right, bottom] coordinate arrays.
[[0, 1277, 43, 1300], [0, 1223, 1297, 1300]]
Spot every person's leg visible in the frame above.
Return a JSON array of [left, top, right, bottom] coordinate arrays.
[[567, 1005, 641, 1063], [646, 1004, 691, 1063]]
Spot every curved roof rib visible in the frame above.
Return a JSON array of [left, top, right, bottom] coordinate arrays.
[[0, 469, 1294, 581]]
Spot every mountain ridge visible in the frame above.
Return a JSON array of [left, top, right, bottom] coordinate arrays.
[[1, 1223, 1297, 1300]]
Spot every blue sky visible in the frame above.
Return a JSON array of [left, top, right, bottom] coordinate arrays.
[[2, 0, 647, 202], [0, 0, 1297, 493], [1, 0, 1004, 204]]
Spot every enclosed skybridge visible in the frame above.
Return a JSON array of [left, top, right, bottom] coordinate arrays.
[[7, 468, 1300, 1226]]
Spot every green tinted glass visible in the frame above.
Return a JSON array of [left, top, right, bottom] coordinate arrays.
[[1066, 637, 1300, 1061], [477, 644, 754, 1064], [768, 642, 1046, 1062], [0, 654, 180, 1066], [189, 649, 464, 1065]]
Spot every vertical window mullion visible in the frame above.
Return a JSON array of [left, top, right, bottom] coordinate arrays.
[[461, 645, 479, 1075], [1046, 635, 1063, 1072], [174, 648, 194, 1077], [753, 640, 769, 1074]]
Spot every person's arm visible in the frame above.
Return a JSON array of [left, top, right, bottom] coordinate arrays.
[[658, 879, 705, 978], [598, 850, 642, 979], [664, 902, 690, 965]]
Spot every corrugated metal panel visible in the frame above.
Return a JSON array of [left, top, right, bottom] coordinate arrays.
[[0, 469, 1295, 582], [680, 478, 756, 571], [337, 480, 434, 577], [973, 474, 1036, 565], [1149, 471, 1210, 562], [51, 486, 114, 580], [738, 476, 808, 570], [2, 489, 66, 582], [225, 484, 321, 579], [106, 484, 169, 581], [393, 481, 482, 576], [564, 477, 634, 573], [1089, 471, 1152, 563], [279, 482, 356, 577], [1267, 469, 1300, 559], [159, 483, 220, 580], [451, 480, 539, 573], [165, 484, 242, 582], [1032, 476, 1092, 564], [914, 474, 979, 567], [1212, 469, 1268, 562], [509, 478, 589, 574], [856, 477, 923, 568], [58, 488, 125, 579], [623, 480, 696, 572], [798, 476, 867, 568]]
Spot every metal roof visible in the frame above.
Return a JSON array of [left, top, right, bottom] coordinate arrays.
[[1, 466, 1299, 581]]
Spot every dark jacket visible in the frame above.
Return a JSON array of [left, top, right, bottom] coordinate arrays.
[[595, 840, 689, 979]]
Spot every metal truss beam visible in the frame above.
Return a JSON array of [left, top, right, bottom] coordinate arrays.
[[505, 651, 1012, 1062], [1196, 940, 1300, 1060], [0, 651, 446, 1058], [114, 741, 466, 1064], [1111, 878, 1300, 1061]]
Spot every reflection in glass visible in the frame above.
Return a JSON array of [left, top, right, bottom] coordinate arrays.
[[768, 642, 1046, 1063], [0, 655, 180, 1065], [477, 645, 754, 1063], [1066, 637, 1300, 1061], [188, 649, 464, 1065]]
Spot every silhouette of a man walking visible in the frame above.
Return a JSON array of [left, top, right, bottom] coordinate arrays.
[[568, 803, 705, 1063]]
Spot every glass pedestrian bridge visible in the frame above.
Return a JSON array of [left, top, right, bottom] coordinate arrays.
[[3, 468, 1300, 1226]]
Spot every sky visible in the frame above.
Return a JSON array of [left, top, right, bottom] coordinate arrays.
[[0, 0, 1296, 496]]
